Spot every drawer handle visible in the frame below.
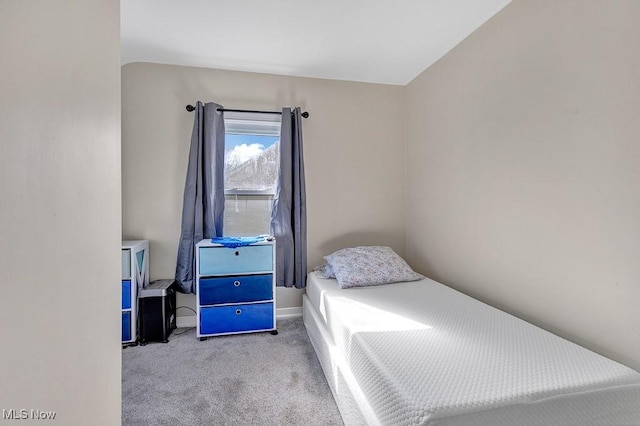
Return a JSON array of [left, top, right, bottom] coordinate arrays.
[[235, 309, 242, 315], [235, 251, 239, 256], [233, 280, 241, 287]]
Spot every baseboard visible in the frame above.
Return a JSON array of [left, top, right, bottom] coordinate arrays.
[[175, 306, 302, 329], [276, 306, 303, 319], [176, 316, 196, 328]]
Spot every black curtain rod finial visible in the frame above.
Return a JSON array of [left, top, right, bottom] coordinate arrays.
[[301, 111, 309, 118], [186, 104, 195, 112]]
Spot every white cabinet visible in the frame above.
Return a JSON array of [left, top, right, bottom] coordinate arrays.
[[121, 240, 149, 344]]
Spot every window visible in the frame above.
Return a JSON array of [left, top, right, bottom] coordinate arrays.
[[223, 112, 281, 236]]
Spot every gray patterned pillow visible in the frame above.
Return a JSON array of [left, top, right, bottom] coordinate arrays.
[[313, 263, 335, 279], [324, 246, 424, 289]]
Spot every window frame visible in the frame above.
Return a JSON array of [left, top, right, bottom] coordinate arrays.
[[222, 112, 281, 236]]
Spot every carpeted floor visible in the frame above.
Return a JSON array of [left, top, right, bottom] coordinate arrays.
[[122, 317, 343, 426]]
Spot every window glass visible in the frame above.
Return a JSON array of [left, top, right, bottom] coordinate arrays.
[[223, 113, 280, 236]]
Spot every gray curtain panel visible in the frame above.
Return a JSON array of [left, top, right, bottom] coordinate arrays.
[[270, 107, 307, 288], [175, 101, 225, 293]]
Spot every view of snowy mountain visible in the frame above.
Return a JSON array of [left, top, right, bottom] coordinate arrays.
[[225, 141, 279, 192]]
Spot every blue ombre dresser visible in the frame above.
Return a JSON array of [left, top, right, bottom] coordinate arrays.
[[195, 237, 276, 340], [121, 240, 149, 344]]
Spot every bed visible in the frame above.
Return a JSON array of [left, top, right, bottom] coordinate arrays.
[[303, 267, 640, 425]]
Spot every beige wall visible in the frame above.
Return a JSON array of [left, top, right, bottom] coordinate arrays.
[[0, 1, 122, 424], [121, 63, 405, 315], [406, 0, 640, 370]]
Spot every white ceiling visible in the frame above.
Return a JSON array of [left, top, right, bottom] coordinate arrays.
[[121, 0, 511, 86]]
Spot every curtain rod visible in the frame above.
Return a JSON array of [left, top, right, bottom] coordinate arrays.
[[185, 104, 309, 118]]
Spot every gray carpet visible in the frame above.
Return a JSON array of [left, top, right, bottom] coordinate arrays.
[[122, 317, 344, 426]]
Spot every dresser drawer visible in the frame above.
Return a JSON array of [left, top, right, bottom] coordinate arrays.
[[122, 311, 131, 342], [122, 280, 132, 309], [200, 303, 274, 335], [199, 274, 272, 306], [199, 245, 272, 275], [122, 249, 131, 279]]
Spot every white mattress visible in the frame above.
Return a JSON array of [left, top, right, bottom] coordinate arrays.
[[304, 272, 640, 425]]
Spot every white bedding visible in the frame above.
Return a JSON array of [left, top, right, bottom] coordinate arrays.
[[304, 271, 640, 425]]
